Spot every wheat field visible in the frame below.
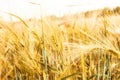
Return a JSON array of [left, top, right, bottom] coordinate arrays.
[[0, 8, 120, 80]]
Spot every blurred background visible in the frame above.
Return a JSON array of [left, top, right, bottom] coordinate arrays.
[[0, 0, 120, 21]]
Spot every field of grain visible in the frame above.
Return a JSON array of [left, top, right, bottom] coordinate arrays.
[[0, 8, 120, 80]]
